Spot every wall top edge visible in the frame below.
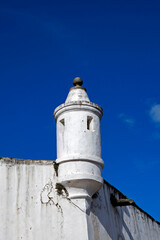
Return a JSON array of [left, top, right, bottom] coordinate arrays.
[[104, 180, 160, 226], [1, 157, 159, 225], [0, 157, 54, 165]]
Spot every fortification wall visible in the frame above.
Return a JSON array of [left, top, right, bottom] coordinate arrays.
[[0, 158, 159, 240]]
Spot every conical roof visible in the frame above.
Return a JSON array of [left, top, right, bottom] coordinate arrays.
[[54, 77, 103, 121], [65, 77, 90, 103]]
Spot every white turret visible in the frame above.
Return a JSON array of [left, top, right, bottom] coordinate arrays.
[[54, 77, 104, 212]]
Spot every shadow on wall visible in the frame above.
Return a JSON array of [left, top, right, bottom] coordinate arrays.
[[89, 184, 134, 240]]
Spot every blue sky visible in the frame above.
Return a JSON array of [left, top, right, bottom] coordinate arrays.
[[0, 0, 160, 221]]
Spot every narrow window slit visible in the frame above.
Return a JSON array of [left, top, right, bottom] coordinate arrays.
[[87, 116, 93, 131], [60, 118, 65, 126]]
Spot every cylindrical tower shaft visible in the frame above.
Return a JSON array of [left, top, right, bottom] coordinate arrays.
[[54, 77, 104, 212]]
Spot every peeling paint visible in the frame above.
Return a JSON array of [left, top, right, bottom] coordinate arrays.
[[54, 162, 59, 177], [40, 181, 54, 205], [40, 181, 63, 213], [0, 158, 160, 240], [55, 183, 69, 197]]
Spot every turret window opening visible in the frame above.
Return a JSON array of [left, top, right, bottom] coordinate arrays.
[[87, 116, 93, 131], [60, 118, 65, 126]]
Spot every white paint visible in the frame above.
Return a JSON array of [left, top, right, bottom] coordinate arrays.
[[1, 81, 160, 239], [54, 85, 104, 212], [90, 183, 160, 240], [65, 87, 90, 103], [0, 158, 159, 240], [0, 158, 90, 240]]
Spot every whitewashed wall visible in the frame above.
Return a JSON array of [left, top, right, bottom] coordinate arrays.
[[0, 158, 160, 240]]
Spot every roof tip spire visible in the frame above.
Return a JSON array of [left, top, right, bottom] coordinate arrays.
[[73, 77, 83, 86]]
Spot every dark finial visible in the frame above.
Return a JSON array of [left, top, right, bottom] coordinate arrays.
[[73, 77, 83, 86]]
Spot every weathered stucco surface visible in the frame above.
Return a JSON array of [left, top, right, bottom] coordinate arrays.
[[54, 84, 104, 212], [0, 157, 160, 240]]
